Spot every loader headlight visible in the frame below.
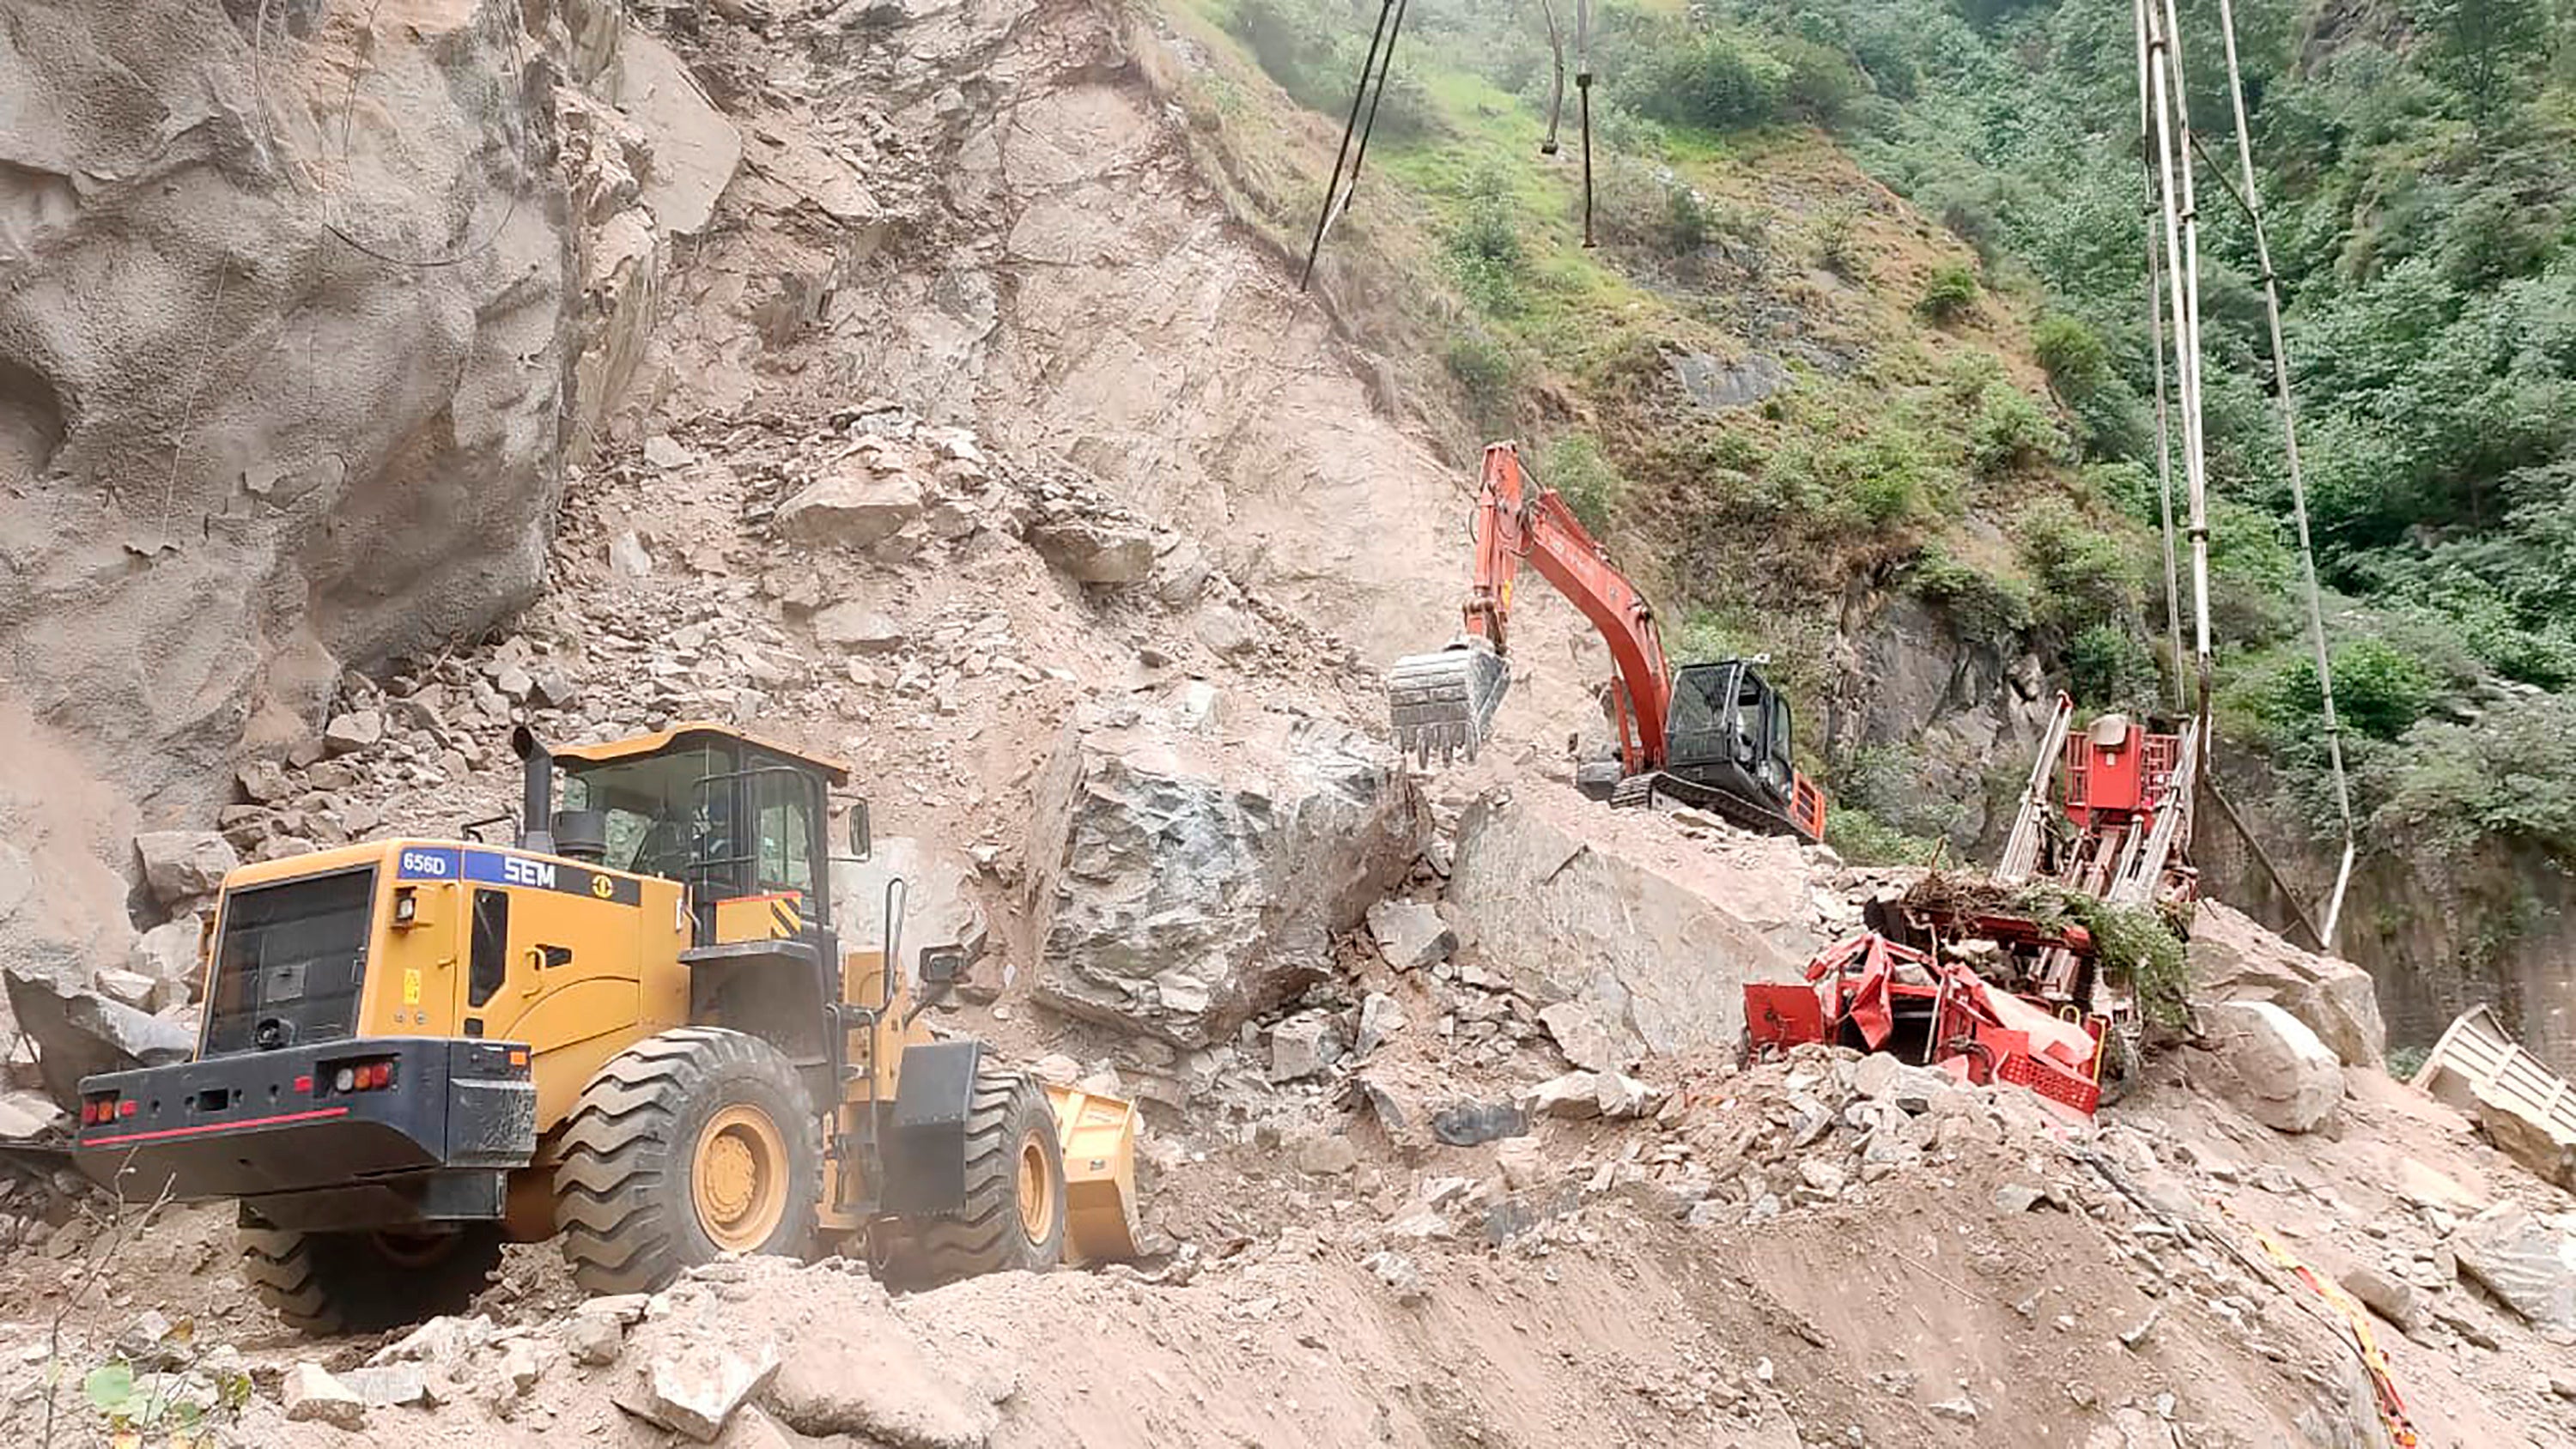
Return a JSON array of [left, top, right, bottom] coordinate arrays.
[[334, 1067, 356, 1093]]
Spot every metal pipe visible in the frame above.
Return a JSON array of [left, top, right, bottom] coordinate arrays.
[[510, 724, 555, 856], [2215, 0, 2356, 951]]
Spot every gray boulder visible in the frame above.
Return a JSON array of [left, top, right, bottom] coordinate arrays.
[[1027, 514, 1155, 585], [2450, 1202, 2576, 1328], [3, 967, 196, 1106], [133, 831, 239, 906], [1026, 692, 1427, 1046], [1445, 791, 1811, 1060]]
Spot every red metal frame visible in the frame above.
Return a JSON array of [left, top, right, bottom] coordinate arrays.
[[1746, 933, 2110, 1116]]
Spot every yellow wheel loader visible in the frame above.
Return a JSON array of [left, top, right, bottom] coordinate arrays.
[[73, 723, 1140, 1334]]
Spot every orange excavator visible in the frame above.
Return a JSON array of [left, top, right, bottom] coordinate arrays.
[[1388, 441, 1827, 844]]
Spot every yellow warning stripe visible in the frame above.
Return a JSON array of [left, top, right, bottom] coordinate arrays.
[[2219, 1203, 2418, 1448]]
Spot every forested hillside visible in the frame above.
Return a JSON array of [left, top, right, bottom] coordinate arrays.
[[1151, 0, 2576, 1042]]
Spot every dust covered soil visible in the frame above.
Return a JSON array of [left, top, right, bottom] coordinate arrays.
[[11, 1031, 2576, 1447]]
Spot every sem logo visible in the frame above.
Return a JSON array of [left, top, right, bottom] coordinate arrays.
[[502, 858, 557, 889], [400, 851, 453, 877], [590, 874, 615, 900]]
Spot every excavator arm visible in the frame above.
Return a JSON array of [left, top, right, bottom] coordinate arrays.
[[1388, 442, 1672, 769]]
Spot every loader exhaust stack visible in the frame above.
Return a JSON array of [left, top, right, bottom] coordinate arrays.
[[1387, 639, 1510, 765]]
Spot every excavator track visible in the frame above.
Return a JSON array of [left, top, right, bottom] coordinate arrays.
[[1609, 770, 1818, 846]]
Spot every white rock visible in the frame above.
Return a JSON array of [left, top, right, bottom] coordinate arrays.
[[2204, 1000, 2343, 1133], [322, 710, 385, 755], [1594, 1071, 1660, 1119], [777, 468, 922, 549], [641, 1339, 783, 1441], [1538, 1000, 1618, 1072], [1526, 1070, 1604, 1120], [812, 603, 908, 654], [2450, 1202, 2576, 1328], [1365, 900, 1456, 972], [283, 1362, 368, 1428], [1357, 992, 1407, 1054]]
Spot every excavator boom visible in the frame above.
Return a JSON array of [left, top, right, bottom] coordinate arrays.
[[1388, 442, 1670, 770]]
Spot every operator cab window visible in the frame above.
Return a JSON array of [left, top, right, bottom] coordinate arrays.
[[558, 742, 738, 886], [746, 755, 820, 899]]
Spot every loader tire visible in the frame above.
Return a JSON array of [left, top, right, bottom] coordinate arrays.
[[240, 1223, 503, 1337], [908, 1066, 1066, 1282], [553, 1027, 821, 1296]]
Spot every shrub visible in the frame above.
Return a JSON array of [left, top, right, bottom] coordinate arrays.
[[2065, 622, 2159, 709], [1445, 329, 1521, 430], [1968, 382, 2066, 477], [1540, 433, 1626, 533], [2016, 498, 2142, 630], [1443, 167, 1528, 314], [1917, 264, 1981, 322], [1826, 803, 1945, 866], [1909, 544, 2033, 645], [2032, 313, 2111, 397], [1771, 33, 1863, 126], [1814, 203, 1867, 278], [1638, 30, 1789, 131], [2276, 637, 2438, 742]]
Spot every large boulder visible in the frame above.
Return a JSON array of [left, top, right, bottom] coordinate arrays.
[[776, 466, 923, 548], [1025, 693, 1427, 1045], [2189, 900, 2387, 1067], [1443, 790, 1814, 1059], [2202, 1000, 2344, 1134]]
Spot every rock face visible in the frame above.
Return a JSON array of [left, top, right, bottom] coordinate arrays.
[[1026, 694, 1427, 1046], [2202, 1001, 2344, 1134], [2189, 900, 2388, 1067], [1445, 792, 1805, 1059], [0, 0, 574, 835]]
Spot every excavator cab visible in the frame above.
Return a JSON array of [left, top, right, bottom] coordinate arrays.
[[1655, 660, 1826, 842]]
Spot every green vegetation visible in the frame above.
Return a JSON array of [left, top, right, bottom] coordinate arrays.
[[1916, 264, 1981, 323]]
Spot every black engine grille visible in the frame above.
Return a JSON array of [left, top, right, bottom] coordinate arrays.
[[203, 868, 376, 1056]]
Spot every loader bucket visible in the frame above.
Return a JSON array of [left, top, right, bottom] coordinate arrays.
[[1043, 1082, 1143, 1264], [1387, 639, 1510, 766]]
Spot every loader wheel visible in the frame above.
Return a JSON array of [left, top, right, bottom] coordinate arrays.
[[240, 1223, 504, 1336], [908, 1067, 1066, 1282], [553, 1027, 820, 1295]]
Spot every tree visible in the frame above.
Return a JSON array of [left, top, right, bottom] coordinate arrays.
[[2412, 0, 2546, 128]]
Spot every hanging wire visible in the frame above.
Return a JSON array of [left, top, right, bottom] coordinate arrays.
[[1299, 0, 1408, 292], [2210, 0, 2358, 949], [2136, 0, 2215, 747]]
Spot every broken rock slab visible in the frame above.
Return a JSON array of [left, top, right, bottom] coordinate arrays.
[[776, 467, 922, 549], [1525, 1070, 1603, 1120], [1027, 694, 1426, 1046], [2202, 1000, 2343, 1134], [1365, 900, 1456, 972], [3, 967, 195, 1106], [2189, 900, 2386, 1067], [283, 1362, 368, 1429], [637, 1338, 783, 1441], [1026, 513, 1155, 585], [1447, 791, 1807, 1060], [1538, 1000, 1619, 1072], [2450, 1202, 2576, 1329]]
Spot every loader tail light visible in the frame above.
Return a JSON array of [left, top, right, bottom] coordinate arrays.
[[80, 1095, 121, 1126], [323, 1058, 398, 1095]]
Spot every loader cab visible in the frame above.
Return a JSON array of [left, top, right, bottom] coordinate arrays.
[[547, 723, 850, 942], [1663, 659, 1796, 804]]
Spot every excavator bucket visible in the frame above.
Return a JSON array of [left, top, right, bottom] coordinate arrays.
[[1387, 639, 1510, 766], [1042, 1082, 1143, 1264]]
